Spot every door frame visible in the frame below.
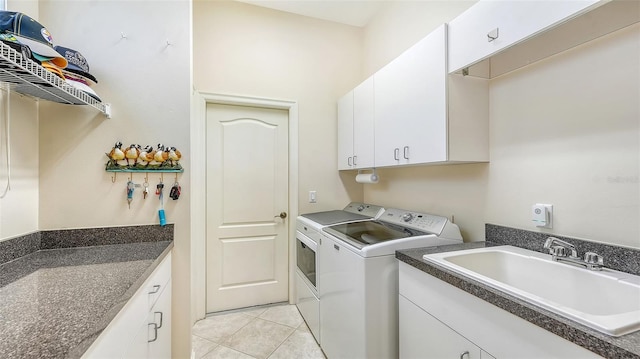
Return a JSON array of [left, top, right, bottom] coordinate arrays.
[[190, 92, 299, 321]]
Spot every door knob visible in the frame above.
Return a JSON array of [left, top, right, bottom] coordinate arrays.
[[275, 212, 287, 219]]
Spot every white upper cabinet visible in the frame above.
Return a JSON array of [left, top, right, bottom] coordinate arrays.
[[447, 0, 640, 77], [375, 25, 448, 167], [352, 77, 375, 169], [374, 24, 489, 168], [337, 91, 355, 170], [448, 0, 601, 74], [338, 76, 375, 170]]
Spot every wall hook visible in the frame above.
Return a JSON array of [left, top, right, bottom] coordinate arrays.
[[175, 173, 178, 183], [120, 32, 128, 40], [166, 39, 172, 47], [111, 172, 117, 183]]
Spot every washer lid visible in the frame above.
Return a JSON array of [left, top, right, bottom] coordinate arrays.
[[324, 220, 427, 250], [300, 210, 370, 226]]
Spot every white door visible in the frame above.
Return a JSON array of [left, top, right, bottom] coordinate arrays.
[[206, 103, 289, 313]]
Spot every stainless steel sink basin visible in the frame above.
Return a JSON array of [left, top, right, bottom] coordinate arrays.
[[423, 245, 640, 336]]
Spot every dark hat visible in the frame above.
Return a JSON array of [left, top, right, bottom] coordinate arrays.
[[0, 11, 67, 68], [54, 46, 98, 84]]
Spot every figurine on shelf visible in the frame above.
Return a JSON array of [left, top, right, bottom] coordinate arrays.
[[152, 143, 170, 167], [136, 145, 154, 167], [105, 141, 183, 171], [168, 146, 182, 166], [124, 144, 140, 167], [106, 141, 126, 168]]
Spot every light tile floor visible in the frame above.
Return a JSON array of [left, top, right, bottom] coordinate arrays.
[[192, 303, 326, 359]]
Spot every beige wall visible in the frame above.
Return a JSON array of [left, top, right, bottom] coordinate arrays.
[[36, 1, 192, 357], [363, 0, 476, 76], [362, 4, 639, 249], [192, 0, 364, 214]]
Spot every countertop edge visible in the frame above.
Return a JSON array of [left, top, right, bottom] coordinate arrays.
[[396, 243, 640, 359], [67, 241, 174, 358]]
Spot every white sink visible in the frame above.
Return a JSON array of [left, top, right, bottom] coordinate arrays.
[[423, 245, 640, 336]]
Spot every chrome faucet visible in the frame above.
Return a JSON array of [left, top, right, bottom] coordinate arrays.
[[543, 237, 604, 271]]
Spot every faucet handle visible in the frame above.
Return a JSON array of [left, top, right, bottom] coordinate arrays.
[[550, 245, 567, 257], [584, 252, 604, 265]]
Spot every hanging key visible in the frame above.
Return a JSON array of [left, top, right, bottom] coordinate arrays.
[[169, 182, 181, 200], [126, 181, 135, 209]]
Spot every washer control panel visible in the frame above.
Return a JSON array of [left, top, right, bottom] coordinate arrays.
[[381, 208, 448, 235], [343, 202, 385, 219]]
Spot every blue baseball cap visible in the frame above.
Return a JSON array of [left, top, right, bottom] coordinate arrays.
[[54, 45, 98, 84]]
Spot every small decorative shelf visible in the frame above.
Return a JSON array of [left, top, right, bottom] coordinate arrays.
[[0, 41, 111, 117], [105, 168, 184, 173]]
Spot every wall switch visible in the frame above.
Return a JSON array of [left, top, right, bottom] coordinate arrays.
[[309, 190, 317, 203], [532, 203, 553, 228]]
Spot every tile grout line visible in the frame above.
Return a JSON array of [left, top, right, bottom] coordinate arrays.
[[265, 319, 300, 359]]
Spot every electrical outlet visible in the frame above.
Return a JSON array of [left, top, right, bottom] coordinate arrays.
[[309, 191, 317, 203]]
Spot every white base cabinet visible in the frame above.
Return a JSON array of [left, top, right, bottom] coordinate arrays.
[[83, 253, 172, 358], [400, 295, 494, 359], [398, 262, 602, 358]]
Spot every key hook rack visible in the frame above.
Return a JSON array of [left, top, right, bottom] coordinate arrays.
[[109, 169, 183, 183]]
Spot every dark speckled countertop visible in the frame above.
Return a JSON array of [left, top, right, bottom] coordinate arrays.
[[396, 241, 640, 359], [0, 229, 173, 359]]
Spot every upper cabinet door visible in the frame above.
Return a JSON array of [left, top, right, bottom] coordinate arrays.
[[448, 0, 601, 74], [375, 24, 447, 167], [352, 77, 375, 169], [337, 91, 354, 170]]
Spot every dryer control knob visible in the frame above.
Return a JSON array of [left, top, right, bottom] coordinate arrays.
[[401, 213, 414, 222]]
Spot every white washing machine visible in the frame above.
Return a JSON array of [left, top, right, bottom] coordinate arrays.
[[295, 203, 385, 344], [319, 208, 462, 359]]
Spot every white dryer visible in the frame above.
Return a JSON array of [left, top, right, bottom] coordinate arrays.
[[319, 208, 462, 359], [295, 202, 384, 344]]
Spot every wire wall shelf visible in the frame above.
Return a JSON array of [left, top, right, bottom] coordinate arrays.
[[0, 41, 111, 117]]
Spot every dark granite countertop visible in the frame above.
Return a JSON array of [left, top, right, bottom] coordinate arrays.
[[396, 242, 640, 359], [0, 240, 173, 359]]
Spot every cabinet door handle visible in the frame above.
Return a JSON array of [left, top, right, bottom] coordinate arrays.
[[394, 148, 400, 160], [348, 157, 352, 166], [353, 155, 357, 166], [154, 311, 164, 329], [149, 285, 161, 295], [487, 27, 499, 42], [460, 350, 470, 359], [148, 323, 159, 342], [403, 146, 410, 159]]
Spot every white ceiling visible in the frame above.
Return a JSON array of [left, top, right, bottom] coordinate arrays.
[[235, 0, 387, 27]]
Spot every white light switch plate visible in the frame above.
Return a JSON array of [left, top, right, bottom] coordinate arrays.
[[309, 191, 317, 203]]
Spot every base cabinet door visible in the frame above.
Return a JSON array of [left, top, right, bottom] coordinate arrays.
[[148, 281, 172, 358], [83, 254, 172, 359], [400, 294, 482, 359]]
